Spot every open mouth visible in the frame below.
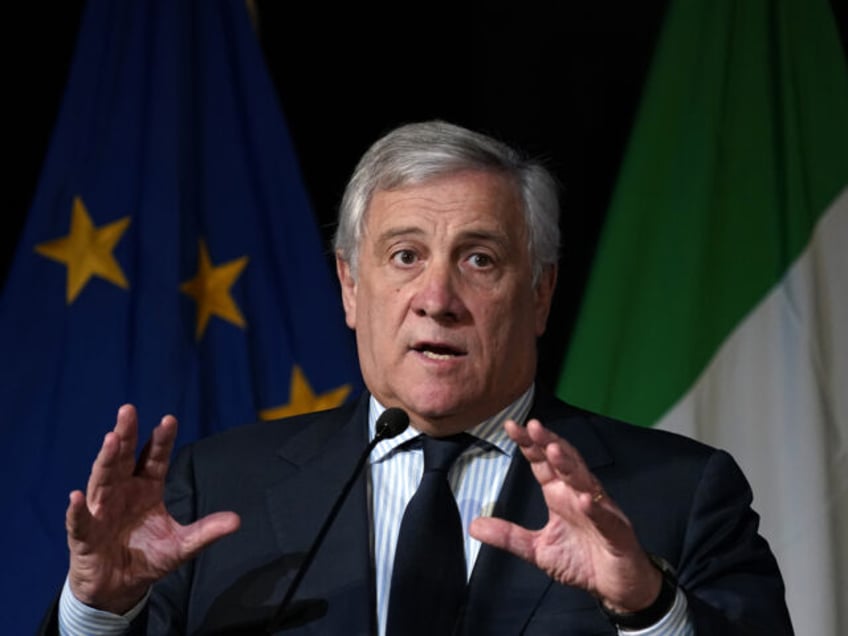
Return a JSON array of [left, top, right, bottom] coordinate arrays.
[[413, 343, 466, 360]]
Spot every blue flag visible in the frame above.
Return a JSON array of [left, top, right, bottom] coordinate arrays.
[[0, 1, 362, 630]]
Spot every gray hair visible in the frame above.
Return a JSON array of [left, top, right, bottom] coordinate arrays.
[[333, 120, 560, 283]]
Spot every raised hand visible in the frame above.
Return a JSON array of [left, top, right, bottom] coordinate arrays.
[[469, 418, 661, 613], [65, 404, 241, 614]]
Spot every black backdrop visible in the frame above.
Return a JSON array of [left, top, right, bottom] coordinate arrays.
[[5, 1, 847, 390]]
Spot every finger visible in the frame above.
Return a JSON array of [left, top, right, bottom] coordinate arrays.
[[526, 420, 598, 493], [87, 406, 139, 497], [524, 418, 580, 463], [509, 420, 618, 521], [112, 404, 141, 473], [504, 420, 562, 486], [503, 419, 543, 457], [178, 512, 241, 560], [66, 490, 93, 543], [134, 414, 178, 481], [86, 429, 124, 508], [113, 403, 139, 445], [525, 426, 633, 534], [469, 516, 537, 565]]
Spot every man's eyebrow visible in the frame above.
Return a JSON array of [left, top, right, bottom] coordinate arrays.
[[457, 229, 510, 245], [452, 228, 514, 254], [374, 226, 512, 248], [374, 226, 425, 244]]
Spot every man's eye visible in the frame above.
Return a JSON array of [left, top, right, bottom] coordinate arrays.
[[468, 253, 493, 268], [391, 250, 417, 265]]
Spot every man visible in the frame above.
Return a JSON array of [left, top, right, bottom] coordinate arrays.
[[49, 121, 792, 634]]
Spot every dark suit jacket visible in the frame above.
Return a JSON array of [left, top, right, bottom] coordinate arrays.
[[42, 393, 793, 634]]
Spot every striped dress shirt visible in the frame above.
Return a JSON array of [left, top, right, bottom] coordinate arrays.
[[367, 387, 534, 634]]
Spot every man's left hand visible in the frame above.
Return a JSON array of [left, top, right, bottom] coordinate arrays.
[[469, 418, 662, 613]]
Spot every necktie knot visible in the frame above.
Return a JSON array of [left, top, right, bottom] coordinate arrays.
[[422, 433, 473, 474]]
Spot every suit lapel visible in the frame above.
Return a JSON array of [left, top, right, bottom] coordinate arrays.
[[263, 397, 376, 635], [462, 395, 613, 634]]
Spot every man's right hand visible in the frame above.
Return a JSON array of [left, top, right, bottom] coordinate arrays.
[[65, 404, 241, 615]]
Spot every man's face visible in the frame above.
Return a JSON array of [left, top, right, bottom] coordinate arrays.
[[337, 171, 556, 435]]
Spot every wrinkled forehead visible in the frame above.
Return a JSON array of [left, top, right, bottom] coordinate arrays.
[[364, 171, 525, 234], [365, 169, 524, 222], [374, 165, 520, 198]]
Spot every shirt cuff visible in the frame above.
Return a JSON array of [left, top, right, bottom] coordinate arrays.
[[618, 587, 693, 635], [58, 575, 150, 636]]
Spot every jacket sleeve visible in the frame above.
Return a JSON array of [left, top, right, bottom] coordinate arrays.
[[676, 449, 794, 634]]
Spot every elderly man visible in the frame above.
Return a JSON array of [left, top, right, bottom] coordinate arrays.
[[50, 121, 792, 634]]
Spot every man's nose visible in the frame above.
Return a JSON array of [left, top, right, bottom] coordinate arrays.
[[410, 260, 467, 322]]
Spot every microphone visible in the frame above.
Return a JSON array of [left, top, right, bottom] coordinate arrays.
[[267, 407, 410, 632], [374, 407, 410, 441]]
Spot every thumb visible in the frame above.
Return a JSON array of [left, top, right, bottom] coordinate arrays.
[[180, 512, 241, 559], [470, 516, 536, 563]]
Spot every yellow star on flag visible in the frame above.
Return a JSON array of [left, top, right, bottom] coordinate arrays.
[[180, 239, 249, 340], [34, 196, 131, 304], [259, 365, 351, 420]]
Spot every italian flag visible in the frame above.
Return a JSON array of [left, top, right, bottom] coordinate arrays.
[[557, 0, 848, 633]]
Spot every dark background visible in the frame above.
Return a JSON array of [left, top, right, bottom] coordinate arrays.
[[5, 1, 847, 389]]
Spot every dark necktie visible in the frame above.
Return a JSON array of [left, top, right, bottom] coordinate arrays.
[[386, 433, 473, 636]]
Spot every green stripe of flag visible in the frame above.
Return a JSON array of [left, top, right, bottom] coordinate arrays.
[[557, 0, 848, 426]]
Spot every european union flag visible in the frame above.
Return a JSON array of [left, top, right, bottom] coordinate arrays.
[[0, 1, 362, 631]]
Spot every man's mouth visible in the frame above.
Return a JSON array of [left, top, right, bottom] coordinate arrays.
[[412, 343, 466, 360]]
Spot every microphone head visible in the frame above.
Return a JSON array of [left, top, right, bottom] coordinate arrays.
[[375, 407, 410, 441]]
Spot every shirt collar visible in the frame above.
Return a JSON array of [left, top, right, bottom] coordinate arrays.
[[367, 385, 535, 462]]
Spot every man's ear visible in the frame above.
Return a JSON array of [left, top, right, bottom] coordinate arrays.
[[336, 252, 357, 329], [534, 264, 558, 336]]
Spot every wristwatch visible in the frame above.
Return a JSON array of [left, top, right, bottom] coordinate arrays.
[[598, 553, 678, 630]]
